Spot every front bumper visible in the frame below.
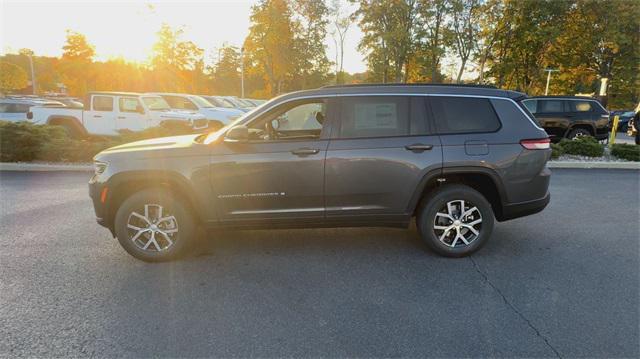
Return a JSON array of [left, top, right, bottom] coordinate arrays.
[[88, 178, 110, 230]]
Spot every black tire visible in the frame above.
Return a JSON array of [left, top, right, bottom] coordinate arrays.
[[49, 118, 87, 139], [416, 184, 494, 258], [114, 189, 197, 262], [567, 128, 591, 140]]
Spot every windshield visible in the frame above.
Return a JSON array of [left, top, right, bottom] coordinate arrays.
[[190, 95, 214, 108], [142, 96, 171, 111]]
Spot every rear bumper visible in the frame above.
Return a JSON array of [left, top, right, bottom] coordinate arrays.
[[499, 192, 550, 222]]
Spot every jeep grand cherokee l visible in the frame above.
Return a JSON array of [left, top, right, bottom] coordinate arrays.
[[522, 96, 610, 141], [89, 84, 551, 262]]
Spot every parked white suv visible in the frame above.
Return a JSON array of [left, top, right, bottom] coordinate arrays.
[[27, 92, 207, 137], [153, 93, 243, 128]]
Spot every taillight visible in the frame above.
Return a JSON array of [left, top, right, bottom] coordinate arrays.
[[520, 138, 550, 150]]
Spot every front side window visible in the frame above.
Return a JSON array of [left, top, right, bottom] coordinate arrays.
[[538, 100, 565, 113], [190, 96, 213, 108], [163, 96, 197, 110], [142, 96, 170, 111], [92, 96, 113, 111], [338, 96, 409, 138], [431, 96, 500, 134], [247, 99, 327, 141], [119, 97, 142, 113], [572, 101, 592, 112]]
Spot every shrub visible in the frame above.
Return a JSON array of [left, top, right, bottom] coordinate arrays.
[[611, 144, 640, 162], [558, 137, 604, 157], [550, 143, 563, 159], [0, 120, 199, 163]]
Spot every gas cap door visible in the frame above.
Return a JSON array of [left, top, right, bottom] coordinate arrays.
[[464, 140, 489, 156]]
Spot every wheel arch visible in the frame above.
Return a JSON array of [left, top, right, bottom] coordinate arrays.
[[103, 170, 205, 234], [408, 166, 508, 221], [46, 115, 88, 138]]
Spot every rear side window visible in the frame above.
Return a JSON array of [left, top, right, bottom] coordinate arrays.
[[537, 100, 565, 113], [338, 96, 409, 138], [571, 101, 592, 112], [522, 100, 537, 114], [92, 96, 113, 111], [430, 96, 500, 134]]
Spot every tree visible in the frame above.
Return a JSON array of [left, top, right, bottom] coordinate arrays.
[[62, 30, 95, 62], [58, 30, 97, 95], [244, 0, 296, 96], [475, 0, 507, 83], [290, 0, 332, 89], [329, 0, 353, 84], [212, 45, 242, 95], [0, 61, 28, 94], [150, 23, 205, 92], [415, 0, 450, 82], [355, 0, 420, 83], [449, 0, 480, 83]]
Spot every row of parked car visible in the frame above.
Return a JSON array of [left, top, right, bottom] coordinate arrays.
[[0, 93, 267, 137], [1, 90, 637, 143]]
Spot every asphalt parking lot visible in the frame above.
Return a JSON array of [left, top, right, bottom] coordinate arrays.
[[1, 169, 638, 358]]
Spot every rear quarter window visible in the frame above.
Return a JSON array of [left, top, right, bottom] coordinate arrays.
[[430, 96, 500, 134]]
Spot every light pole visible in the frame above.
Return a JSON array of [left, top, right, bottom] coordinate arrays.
[[544, 68, 558, 95], [27, 55, 36, 95], [240, 47, 245, 98]]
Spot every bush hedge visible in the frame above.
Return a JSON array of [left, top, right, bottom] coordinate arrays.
[[550, 143, 563, 159], [611, 144, 640, 162], [0, 120, 197, 163], [557, 136, 604, 157]]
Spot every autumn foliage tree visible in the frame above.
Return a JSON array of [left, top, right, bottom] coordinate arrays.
[[0, 61, 29, 94]]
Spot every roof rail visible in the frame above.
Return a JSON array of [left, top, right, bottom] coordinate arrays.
[[322, 82, 498, 89]]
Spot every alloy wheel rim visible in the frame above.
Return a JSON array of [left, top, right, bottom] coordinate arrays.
[[433, 199, 482, 248], [126, 204, 178, 252]]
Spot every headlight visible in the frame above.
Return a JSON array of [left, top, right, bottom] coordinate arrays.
[[94, 161, 108, 175]]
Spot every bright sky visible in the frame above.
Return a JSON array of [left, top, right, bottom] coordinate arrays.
[[0, 0, 367, 73]]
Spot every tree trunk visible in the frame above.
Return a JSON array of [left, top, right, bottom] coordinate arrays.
[[456, 57, 467, 83]]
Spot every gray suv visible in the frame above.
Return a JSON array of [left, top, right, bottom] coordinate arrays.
[[89, 84, 551, 262]]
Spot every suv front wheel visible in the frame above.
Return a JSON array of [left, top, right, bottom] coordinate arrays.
[[114, 189, 197, 262], [417, 185, 494, 257]]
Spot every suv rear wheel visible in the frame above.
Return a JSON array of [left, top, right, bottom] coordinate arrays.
[[417, 185, 494, 257], [568, 127, 591, 140], [114, 189, 196, 262]]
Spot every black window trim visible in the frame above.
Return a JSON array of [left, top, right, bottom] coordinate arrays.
[[426, 95, 503, 136]]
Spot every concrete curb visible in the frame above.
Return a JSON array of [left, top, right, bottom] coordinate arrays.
[[548, 161, 640, 169], [0, 162, 93, 172]]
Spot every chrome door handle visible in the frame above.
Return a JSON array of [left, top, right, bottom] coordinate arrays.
[[405, 144, 433, 152], [93, 115, 102, 118], [117, 116, 126, 119], [291, 148, 320, 156]]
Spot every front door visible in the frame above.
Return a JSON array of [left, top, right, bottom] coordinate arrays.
[[325, 96, 443, 221], [84, 95, 116, 135], [209, 98, 334, 224], [116, 96, 147, 132]]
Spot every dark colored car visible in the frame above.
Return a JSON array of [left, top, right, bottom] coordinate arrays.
[[610, 110, 635, 132], [89, 84, 551, 262], [522, 96, 610, 141]]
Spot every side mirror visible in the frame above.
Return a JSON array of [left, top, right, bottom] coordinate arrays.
[[137, 106, 145, 114], [224, 125, 249, 143]]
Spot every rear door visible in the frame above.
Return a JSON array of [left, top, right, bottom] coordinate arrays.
[[324, 95, 442, 222], [84, 95, 116, 135], [115, 96, 147, 132], [532, 99, 569, 139]]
